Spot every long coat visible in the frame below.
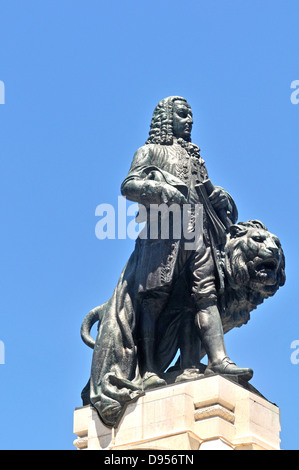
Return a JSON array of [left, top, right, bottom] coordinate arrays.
[[121, 142, 237, 294]]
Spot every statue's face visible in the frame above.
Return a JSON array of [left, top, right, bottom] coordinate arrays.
[[172, 100, 193, 140]]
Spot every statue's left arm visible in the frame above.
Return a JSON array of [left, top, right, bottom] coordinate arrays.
[[209, 186, 238, 224]]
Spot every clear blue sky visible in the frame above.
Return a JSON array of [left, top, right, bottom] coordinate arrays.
[[0, 1, 298, 450]]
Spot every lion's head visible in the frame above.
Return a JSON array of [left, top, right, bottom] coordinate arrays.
[[224, 220, 285, 294], [220, 220, 285, 331]]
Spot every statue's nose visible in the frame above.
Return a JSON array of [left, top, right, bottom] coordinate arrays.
[[268, 244, 279, 255]]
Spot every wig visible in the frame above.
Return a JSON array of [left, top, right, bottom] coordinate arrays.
[[146, 96, 190, 145], [146, 96, 204, 166]]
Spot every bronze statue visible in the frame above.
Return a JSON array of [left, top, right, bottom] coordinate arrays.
[[80, 96, 285, 427]]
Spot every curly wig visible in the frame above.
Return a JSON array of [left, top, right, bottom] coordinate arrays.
[[146, 96, 191, 145]]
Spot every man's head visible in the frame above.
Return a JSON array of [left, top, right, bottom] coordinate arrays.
[[146, 96, 193, 145], [172, 99, 193, 140]]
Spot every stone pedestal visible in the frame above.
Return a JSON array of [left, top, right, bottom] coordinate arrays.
[[73, 375, 281, 450]]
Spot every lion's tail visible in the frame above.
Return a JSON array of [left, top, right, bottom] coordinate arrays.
[[80, 305, 104, 349]]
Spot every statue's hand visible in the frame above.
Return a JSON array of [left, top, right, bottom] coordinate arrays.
[[159, 184, 187, 206], [208, 187, 229, 211], [139, 180, 187, 206]]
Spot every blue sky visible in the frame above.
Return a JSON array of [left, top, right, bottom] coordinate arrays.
[[0, 1, 298, 450]]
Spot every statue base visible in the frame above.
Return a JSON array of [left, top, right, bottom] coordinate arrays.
[[73, 375, 280, 450]]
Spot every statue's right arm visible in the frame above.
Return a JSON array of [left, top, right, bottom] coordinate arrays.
[[121, 146, 186, 207]]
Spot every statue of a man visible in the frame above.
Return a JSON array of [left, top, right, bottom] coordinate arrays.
[[120, 96, 252, 389], [82, 96, 256, 427]]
